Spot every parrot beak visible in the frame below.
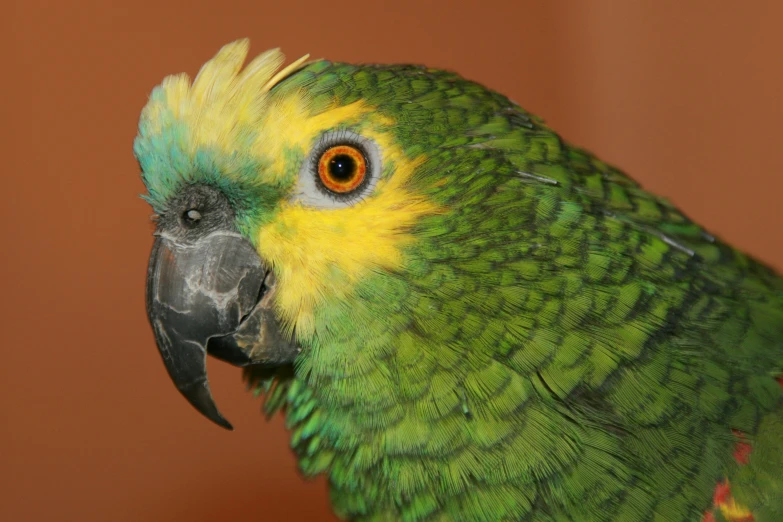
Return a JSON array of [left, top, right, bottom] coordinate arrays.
[[146, 232, 298, 430]]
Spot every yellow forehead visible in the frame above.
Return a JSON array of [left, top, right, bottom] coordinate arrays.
[[145, 39, 394, 181], [141, 40, 300, 159]]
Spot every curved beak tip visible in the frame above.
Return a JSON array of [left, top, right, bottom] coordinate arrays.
[[177, 380, 235, 431], [207, 412, 234, 431]]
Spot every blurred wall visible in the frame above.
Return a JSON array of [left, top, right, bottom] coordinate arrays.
[[3, 1, 782, 521]]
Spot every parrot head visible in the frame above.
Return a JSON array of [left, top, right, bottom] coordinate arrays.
[[136, 39, 516, 429]]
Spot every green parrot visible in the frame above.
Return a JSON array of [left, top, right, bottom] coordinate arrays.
[[135, 40, 783, 521]]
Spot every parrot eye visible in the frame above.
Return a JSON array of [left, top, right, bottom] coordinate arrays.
[[318, 145, 367, 194], [317, 145, 367, 194], [294, 130, 381, 209]]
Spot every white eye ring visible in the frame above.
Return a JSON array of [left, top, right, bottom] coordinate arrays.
[[292, 130, 382, 209]]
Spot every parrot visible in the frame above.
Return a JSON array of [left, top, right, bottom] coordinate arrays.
[[135, 39, 783, 522]]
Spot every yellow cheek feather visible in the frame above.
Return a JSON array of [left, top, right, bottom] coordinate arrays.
[[258, 146, 437, 339], [252, 89, 441, 338]]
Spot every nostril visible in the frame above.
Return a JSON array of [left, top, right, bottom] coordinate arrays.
[[183, 209, 202, 226]]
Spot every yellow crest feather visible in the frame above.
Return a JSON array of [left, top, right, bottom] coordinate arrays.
[[144, 39, 309, 158]]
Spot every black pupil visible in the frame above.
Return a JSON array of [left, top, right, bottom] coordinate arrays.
[[328, 154, 357, 181]]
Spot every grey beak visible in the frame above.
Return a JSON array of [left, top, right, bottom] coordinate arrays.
[[145, 232, 267, 430]]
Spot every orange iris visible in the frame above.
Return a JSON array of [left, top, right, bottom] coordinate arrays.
[[317, 145, 367, 193]]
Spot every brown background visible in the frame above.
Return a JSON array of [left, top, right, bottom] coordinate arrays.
[[3, 1, 783, 521]]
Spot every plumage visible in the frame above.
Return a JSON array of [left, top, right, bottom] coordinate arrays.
[[136, 40, 783, 521]]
